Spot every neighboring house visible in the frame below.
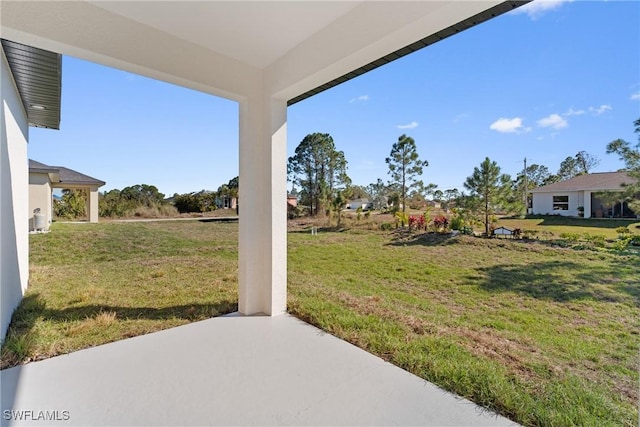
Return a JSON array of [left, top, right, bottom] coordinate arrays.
[[345, 198, 372, 210], [530, 172, 637, 218], [287, 193, 298, 208], [29, 159, 106, 230], [216, 195, 237, 210], [426, 200, 442, 209]]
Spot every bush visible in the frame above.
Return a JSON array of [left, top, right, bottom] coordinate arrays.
[[395, 212, 409, 228], [433, 215, 449, 232], [54, 189, 87, 219], [450, 216, 464, 231], [559, 232, 581, 242], [380, 222, 393, 231], [615, 226, 631, 234], [173, 192, 217, 213], [408, 215, 425, 230], [583, 234, 606, 248], [612, 238, 631, 251]]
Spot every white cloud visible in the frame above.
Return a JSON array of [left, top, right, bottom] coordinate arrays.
[[349, 95, 369, 103], [537, 113, 568, 129], [511, 0, 573, 20], [631, 92, 640, 101], [489, 117, 525, 133], [564, 107, 585, 116], [396, 121, 418, 130], [589, 104, 612, 115]]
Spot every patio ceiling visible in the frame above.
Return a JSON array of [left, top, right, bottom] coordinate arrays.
[[0, 1, 527, 104]]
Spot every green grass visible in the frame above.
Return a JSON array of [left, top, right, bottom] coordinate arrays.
[[287, 229, 639, 426], [1, 221, 238, 367], [497, 216, 640, 240], [2, 219, 638, 426]]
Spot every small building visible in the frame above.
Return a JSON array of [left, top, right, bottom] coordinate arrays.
[[287, 193, 297, 208], [29, 159, 106, 230], [216, 195, 237, 210], [530, 172, 637, 218], [492, 226, 513, 238], [345, 198, 372, 210]]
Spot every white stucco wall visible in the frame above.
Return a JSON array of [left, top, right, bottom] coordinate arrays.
[[1, 46, 29, 340], [531, 192, 582, 217], [29, 172, 52, 230]]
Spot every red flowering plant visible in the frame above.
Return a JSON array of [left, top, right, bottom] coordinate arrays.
[[408, 215, 425, 231], [432, 215, 449, 232]]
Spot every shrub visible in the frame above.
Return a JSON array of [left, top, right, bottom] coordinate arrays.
[[449, 216, 464, 231], [380, 222, 393, 231], [395, 212, 409, 228], [408, 215, 425, 230], [615, 226, 631, 234], [612, 238, 631, 251], [583, 234, 606, 248], [560, 232, 581, 242], [433, 215, 449, 232]]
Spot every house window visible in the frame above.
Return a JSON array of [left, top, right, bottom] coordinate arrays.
[[552, 195, 569, 210]]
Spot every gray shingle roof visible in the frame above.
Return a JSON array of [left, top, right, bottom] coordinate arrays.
[[28, 159, 59, 174], [29, 159, 105, 187], [530, 172, 636, 193]]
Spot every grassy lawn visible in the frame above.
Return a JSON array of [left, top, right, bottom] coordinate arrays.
[[497, 216, 640, 240], [1, 221, 239, 368], [2, 219, 638, 426]]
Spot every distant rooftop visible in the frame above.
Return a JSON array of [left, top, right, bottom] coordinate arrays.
[[29, 159, 105, 187], [530, 172, 635, 193]]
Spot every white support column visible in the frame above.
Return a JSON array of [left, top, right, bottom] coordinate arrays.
[[238, 94, 287, 316], [87, 187, 99, 223], [583, 191, 592, 218]]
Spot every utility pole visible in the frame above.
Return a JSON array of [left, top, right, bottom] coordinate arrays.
[[523, 157, 528, 213]]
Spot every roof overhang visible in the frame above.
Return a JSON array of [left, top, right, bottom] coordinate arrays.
[[0, 1, 529, 106], [1, 38, 61, 129]]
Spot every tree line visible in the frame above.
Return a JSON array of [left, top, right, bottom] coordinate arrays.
[[54, 177, 240, 219], [288, 118, 640, 233]]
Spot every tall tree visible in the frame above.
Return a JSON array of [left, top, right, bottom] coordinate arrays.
[[287, 133, 350, 216], [606, 117, 640, 212], [385, 134, 427, 215], [464, 157, 513, 236], [367, 178, 390, 211], [442, 188, 461, 211], [557, 151, 600, 181], [575, 151, 600, 174]]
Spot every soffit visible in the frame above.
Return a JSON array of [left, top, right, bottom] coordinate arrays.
[[1, 39, 61, 129]]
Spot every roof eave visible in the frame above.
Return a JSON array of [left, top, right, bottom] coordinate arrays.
[[1, 38, 62, 130]]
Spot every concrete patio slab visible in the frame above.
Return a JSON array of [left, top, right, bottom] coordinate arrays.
[[1, 315, 518, 426]]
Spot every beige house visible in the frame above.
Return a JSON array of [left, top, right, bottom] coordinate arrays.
[[29, 159, 105, 231]]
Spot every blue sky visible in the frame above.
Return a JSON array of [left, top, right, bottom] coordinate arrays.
[[29, 0, 639, 197]]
